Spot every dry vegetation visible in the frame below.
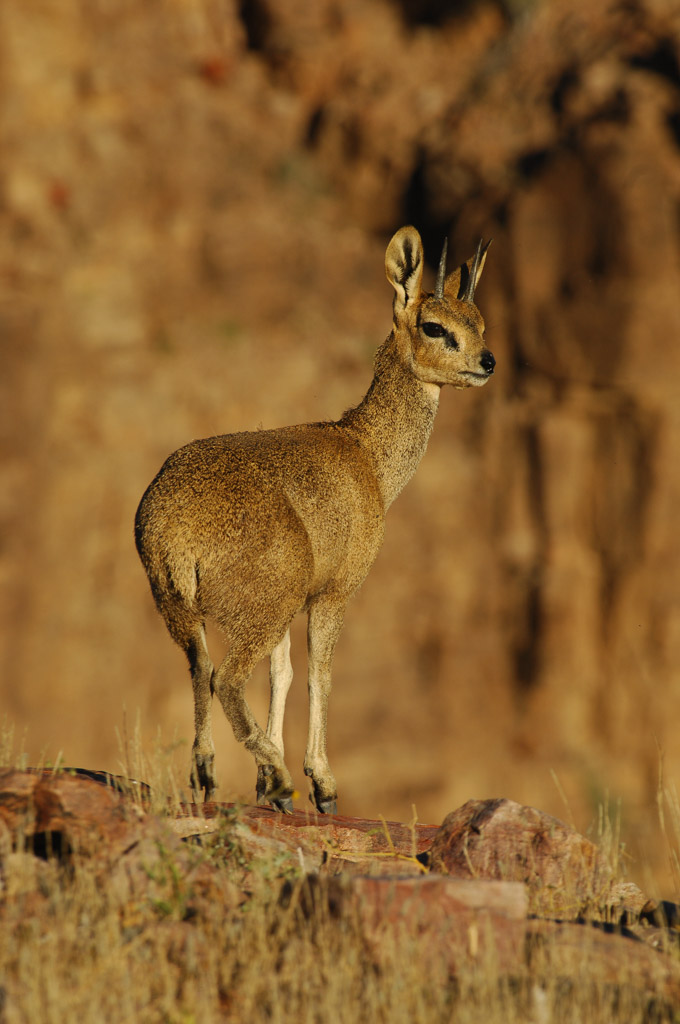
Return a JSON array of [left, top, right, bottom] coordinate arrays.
[[1, 727, 680, 1023], [1, 871, 673, 1024]]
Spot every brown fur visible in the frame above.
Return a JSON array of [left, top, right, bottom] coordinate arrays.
[[134, 226, 494, 813]]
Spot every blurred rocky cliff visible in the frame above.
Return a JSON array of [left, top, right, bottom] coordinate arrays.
[[1, 0, 679, 886]]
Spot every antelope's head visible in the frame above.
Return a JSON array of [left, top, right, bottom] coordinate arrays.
[[385, 226, 495, 389]]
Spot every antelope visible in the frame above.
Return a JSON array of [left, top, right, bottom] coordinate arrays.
[[134, 226, 494, 813]]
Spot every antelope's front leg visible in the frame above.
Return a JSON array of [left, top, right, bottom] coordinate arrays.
[[304, 600, 344, 814]]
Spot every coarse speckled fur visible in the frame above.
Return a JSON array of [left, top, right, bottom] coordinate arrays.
[[134, 226, 494, 813]]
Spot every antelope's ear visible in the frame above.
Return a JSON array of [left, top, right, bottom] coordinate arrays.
[[385, 226, 424, 315], [444, 239, 491, 302]]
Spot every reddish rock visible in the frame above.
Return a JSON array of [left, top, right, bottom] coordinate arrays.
[[281, 868, 680, 997], [0, 769, 146, 861], [0, 771, 243, 924], [428, 798, 615, 918], [175, 802, 438, 866], [351, 874, 528, 924], [283, 871, 529, 974], [352, 875, 529, 972], [108, 830, 242, 926]]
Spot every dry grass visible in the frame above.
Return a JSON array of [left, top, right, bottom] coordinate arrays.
[[0, 728, 678, 1024], [0, 854, 675, 1024]]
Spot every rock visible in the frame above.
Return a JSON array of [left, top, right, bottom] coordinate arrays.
[[282, 872, 529, 974], [3, 770, 680, 1011], [428, 798, 615, 918], [0, 771, 243, 927], [173, 802, 438, 872], [108, 831, 242, 927], [609, 880, 656, 922], [0, 768, 146, 861], [351, 875, 529, 972], [279, 870, 680, 1000], [351, 874, 528, 923]]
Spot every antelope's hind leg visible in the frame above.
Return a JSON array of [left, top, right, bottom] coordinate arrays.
[[142, 555, 218, 800], [212, 638, 296, 814], [162, 604, 216, 801], [186, 625, 217, 801], [257, 628, 295, 812]]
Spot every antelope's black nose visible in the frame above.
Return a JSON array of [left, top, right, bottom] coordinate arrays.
[[480, 349, 495, 374]]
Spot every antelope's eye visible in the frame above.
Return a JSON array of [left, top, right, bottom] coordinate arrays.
[[421, 322, 446, 338]]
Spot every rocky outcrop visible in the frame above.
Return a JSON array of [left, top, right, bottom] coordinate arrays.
[[428, 797, 617, 917], [1, 770, 679, 1014], [0, 768, 147, 861]]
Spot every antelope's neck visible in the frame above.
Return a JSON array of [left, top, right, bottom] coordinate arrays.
[[339, 332, 440, 509]]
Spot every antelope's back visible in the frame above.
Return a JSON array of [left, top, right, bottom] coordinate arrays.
[[135, 422, 385, 602]]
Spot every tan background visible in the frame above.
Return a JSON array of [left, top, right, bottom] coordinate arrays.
[[2, 0, 680, 892]]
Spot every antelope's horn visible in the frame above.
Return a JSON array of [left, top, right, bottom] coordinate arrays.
[[434, 238, 448, 299], [463, 237, 489, 303]]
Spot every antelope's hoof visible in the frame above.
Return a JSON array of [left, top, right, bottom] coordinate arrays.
[[309, 790, 337, 816], [257, 764, 294, 812], [189, 781, 216, 804], [190, 754, 216, 804]]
